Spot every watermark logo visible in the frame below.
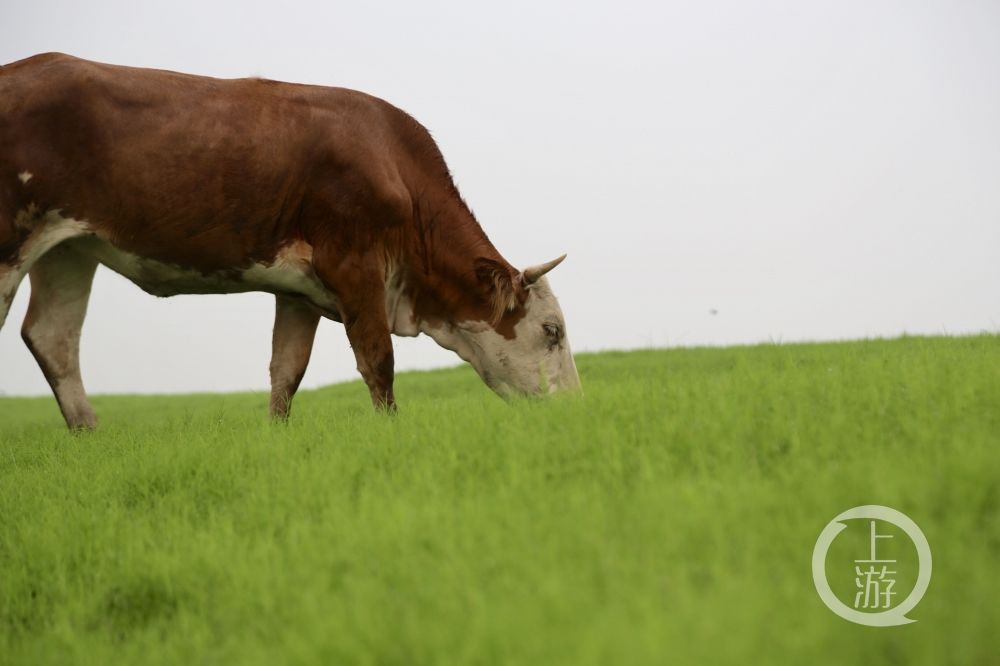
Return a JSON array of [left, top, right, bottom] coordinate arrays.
[[812, 505, 932, 626]]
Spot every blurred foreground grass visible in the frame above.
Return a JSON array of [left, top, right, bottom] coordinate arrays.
[[1, 334, 998, 664]]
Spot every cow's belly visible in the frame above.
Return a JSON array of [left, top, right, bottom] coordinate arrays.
[[71, 235, 342, 316]]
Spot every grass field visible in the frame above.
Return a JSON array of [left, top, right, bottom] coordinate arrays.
[[1, 334, 998, 664]]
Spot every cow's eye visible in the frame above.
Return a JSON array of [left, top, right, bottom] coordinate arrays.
[[543, 323, 562, 346]]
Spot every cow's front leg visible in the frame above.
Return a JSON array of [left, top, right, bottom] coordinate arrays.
[[312, 250, 396, 412], [343, 306, 396, 411], [269, 295, 320, 419]]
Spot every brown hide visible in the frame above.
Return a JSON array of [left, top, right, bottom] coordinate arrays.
[[0, 53, 527, 332]]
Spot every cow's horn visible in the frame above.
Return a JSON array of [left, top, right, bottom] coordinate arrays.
[[522, 254, 567, 285]]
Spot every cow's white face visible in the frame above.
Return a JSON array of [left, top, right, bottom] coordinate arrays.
[[460, 276, 580, 396], [421, 258, 581, 398]]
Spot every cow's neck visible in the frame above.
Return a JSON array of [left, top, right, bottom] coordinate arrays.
[[388, 197, 510, 344]]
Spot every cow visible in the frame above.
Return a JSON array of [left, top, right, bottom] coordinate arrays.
[[0, 53, 580, 430]]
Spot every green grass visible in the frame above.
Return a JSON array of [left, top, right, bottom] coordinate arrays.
[[1, 334, 998, 665]]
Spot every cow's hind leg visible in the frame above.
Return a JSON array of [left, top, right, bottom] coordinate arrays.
[[269, 295, 320, 419], [0, 262, 21, 331], [2, 208, 91, 332], [21, 242, 99, 430]]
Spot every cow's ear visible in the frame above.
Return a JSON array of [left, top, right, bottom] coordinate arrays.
[[474, 258, 520, 323]]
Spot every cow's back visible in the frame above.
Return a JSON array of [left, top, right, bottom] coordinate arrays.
[[1, 54, 421, 271]]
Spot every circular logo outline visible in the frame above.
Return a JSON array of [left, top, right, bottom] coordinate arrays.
[[812, 505, 932, 626]]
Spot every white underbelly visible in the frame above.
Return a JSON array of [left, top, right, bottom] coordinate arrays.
[[71, 236, 341, 315]]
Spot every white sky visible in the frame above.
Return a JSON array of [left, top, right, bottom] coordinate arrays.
[[2, 0, 998, 396]]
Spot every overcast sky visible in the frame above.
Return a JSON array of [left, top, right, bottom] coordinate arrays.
[[2, 0, 998, 396]]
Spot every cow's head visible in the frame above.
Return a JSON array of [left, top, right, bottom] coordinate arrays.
[[423, 255, 581, 397]]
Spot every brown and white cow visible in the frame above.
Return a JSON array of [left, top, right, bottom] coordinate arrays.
[[0, 53, 580, 429]]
